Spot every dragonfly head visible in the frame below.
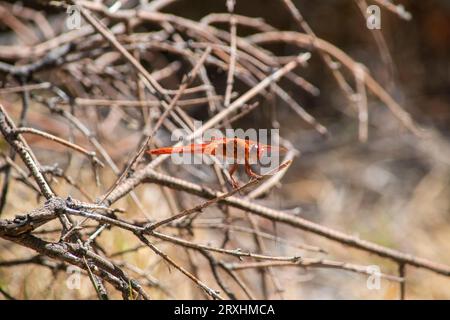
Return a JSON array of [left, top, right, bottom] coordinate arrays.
[[249, 143, 266, 162], [243, 140, 287, 164], [257, 144, 287, 160]]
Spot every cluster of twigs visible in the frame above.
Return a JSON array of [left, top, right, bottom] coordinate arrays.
[[0, 0, 449, 299]]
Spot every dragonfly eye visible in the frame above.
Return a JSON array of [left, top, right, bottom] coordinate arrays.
[[251, 144, 264, 161], [258, 145, 266, 160]]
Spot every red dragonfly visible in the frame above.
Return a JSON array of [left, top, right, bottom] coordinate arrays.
[[147, 137, 287, 187]]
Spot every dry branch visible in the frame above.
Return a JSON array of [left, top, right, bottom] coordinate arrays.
[[0, 0, 447, 300]]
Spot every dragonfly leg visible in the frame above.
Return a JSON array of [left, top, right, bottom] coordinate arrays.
[[228, 163, 239, 188], [244, 156, 262, 179]]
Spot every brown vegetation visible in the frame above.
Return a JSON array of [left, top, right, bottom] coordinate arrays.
[[0, 0, 449, 299]]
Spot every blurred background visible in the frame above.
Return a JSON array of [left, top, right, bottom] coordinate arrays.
[[0, 0, 449, 299]]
